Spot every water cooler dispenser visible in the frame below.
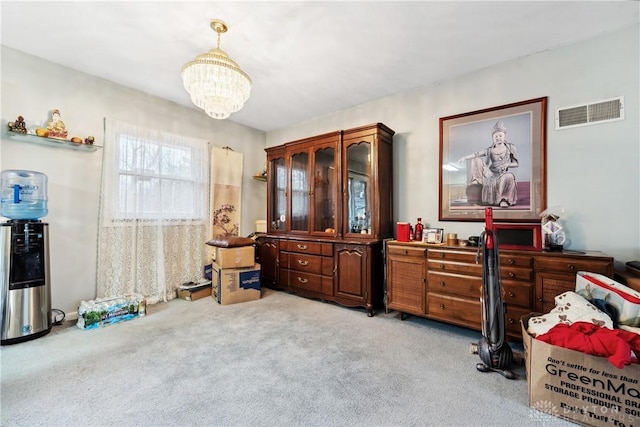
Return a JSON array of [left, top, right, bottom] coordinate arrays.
[[0, 170, 51, 345]]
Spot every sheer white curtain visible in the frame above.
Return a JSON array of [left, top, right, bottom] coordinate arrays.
[[97, 119, 210, 303]]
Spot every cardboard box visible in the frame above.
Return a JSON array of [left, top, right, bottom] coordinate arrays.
[[521, 314, 640, 427], [177, 282, 212, 301], [204, 264, 213, 280], [211, 245, 255, 268], [212, 262, 261, 305]]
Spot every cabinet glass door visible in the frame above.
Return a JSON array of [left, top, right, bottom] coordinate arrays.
[[345, 142, 371, 236], [269, 156, 287, 230], [290, 151, 309, 232], [311, 147, 336, 233]]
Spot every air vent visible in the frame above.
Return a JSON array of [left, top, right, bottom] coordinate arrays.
[[555, 96, 624, 130]]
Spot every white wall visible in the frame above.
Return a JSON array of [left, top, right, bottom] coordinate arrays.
[[1, 46, 266, 314], [267, 25, 640, 268], [2, 24, 638, 315]]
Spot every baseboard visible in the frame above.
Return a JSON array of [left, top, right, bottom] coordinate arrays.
[[53, 310, 77, 323]]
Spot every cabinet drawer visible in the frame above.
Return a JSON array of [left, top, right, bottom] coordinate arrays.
[[284, 240, 333, 256], [287, 270, 333, 294], [427, 293, 481, 326], [427, 249, 476, 263], [428, 272, 482, 299], [428, 293, 530, 337], [500, 266, 533, 282], [505, 304, 531, 336], [427, 260, 482, 275], [387, 245, 427, 258], [534, 257, 611, 275], [282, 252, 333, 275], [499, 253, 533, 268], [502, 281, 533, 308]]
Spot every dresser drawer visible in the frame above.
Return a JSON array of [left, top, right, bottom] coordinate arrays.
[[428, 249, 476, 263], [534, 257, 611, 275], [281, 252, 333, 275], [502, 281, 533, 308], [285, 270, 333, 294], [428, 272, 482, 299], [427, 260, 482, 275], [387, 245, 427, 258], [505, 304, 531, 336], [500, 266, 533, 282], [428, 293, 530, 337], [284, 240, 333, 256], [427, 293, 481, 326], [499, 253, 533, 268]]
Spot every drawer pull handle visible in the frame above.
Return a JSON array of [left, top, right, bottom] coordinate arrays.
[[508, 291, 515, 297], [508, 318, 515, 324], [439, 253, 445, 258], [297, 277, 308, 284], [439, 304, 445, 309], [439, 264, 445, 269], [297, 259, 309, 266], [403, 250, 408, 255], [439, 281, 445, 287], [508, 272, 515, 278], [567, 264, 575, 270], [297, 244, 308, 250], [508, 259, 515, 265]]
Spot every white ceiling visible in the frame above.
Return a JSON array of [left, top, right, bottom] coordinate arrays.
[[2, 1, 638, 132]]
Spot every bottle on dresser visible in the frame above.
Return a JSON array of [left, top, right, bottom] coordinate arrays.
[[414, 218, 424, 242]]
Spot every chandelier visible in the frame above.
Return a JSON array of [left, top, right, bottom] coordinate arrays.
[[181, 19, 252, 120]]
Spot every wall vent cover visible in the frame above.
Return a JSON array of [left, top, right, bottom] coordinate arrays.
[[555, 96, 624, 130]]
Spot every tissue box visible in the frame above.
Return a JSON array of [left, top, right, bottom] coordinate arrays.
[[77, 294, 145, 330], [212, 262, 261, 305]]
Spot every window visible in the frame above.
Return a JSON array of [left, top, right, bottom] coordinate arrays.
[[102, 120, 209, 224]]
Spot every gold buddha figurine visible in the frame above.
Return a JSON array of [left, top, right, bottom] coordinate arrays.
[[47, 109, 68, 139]]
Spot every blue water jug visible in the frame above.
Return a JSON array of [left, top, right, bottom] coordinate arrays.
[[0, 170, 48, 220]]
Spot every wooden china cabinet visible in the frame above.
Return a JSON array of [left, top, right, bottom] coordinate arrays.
[[257, 123, 394, 316]]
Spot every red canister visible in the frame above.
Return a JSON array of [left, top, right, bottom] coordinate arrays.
[[397, 222, 410, 242]]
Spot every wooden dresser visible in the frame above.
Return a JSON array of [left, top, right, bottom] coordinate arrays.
[[385, 240, 613, 339]]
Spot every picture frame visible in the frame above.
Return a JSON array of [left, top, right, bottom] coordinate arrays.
[[439, 97, 547, 222], [423, 228, 444, 244]]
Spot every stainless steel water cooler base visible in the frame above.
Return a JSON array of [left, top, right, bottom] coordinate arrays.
[[0, 221, 52, 345], [1, 286, 51, 344]]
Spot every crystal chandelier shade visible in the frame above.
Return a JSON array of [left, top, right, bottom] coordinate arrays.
[[181, 20, 252, 120]]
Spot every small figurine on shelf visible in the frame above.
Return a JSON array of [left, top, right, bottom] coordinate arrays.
[[7, 116, 27, 134], [47, 109, 68, 139], [84, 136, 95, 145]]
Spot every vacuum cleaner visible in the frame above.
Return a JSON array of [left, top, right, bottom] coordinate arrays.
[[474, 207, 517, 379]]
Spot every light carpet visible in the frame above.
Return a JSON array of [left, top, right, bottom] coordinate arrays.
[[0, 288, 574, 426]]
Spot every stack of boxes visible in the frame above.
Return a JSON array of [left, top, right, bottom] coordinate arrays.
[[210, 243, 261, 305]]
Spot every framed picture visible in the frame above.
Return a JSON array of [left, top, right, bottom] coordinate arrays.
[[423, 228, 444, 244], [439, 97, 547, 222]]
